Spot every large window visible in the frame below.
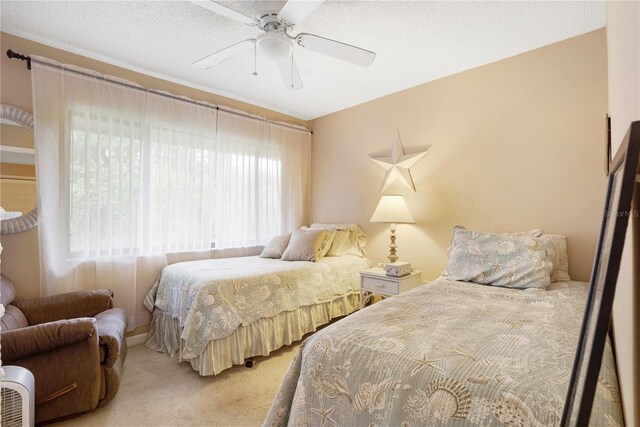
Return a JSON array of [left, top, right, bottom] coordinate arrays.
[[67, 108, 285, 258], [69, 111, 143, 256], [32, 56, 311, 329]]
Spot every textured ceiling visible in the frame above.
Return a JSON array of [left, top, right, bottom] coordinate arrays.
[[1, 1, 605, 120]]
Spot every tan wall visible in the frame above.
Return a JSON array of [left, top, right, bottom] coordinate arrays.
[[607, 0, 640, 424], [311, 29, 608, 284], [0, 31, 309, 300]]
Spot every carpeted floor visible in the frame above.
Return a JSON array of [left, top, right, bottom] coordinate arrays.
[[53, 342, 300, 427]]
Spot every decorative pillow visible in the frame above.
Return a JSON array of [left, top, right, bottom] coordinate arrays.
[[310, 223, 367, 257], [444, 226, 555, 290], [260, 233, 291, 259], [326, 229, 350, 256], [302, 226, 335, 257], [281, 228, 329, 262], [444, 227, 545, 261], [545, 234, 571, 282]]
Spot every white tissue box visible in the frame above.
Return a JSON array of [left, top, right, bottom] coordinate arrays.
[[385, 262, 412, 277]]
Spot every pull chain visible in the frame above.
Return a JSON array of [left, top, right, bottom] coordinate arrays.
[[290, 52, 294, 88], [253, 42, 258, 76]]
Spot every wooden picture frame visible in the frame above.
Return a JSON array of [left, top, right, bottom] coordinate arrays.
[[605, 114, 612, 176], [562, 121, 640, 426]]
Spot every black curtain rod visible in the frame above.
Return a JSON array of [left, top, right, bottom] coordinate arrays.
[[6, 49, 312, 135]]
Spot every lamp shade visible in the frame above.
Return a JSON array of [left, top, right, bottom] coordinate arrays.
[[370, 195, 415, 224]]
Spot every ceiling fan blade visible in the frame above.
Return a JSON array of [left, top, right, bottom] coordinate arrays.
[[278, 0, 324, 25], [187, 1, 256, 26], [193, 39, 256, 69], [277, 55, 303, 91], [297, 33, 376, 67]]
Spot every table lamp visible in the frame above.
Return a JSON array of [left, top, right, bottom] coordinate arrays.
[[370, 195, 414, 263]]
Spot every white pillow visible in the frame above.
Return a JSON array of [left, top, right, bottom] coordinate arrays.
[[513, 229, 544, 237], [260, 233, 291, 259], [545, 234, 571, 282], [310, 223, 367, 257], [281, 228, 328, 262], [326, 229, 350, 256], [302, 226, 335, 258]]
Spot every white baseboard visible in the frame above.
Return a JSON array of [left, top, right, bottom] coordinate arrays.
[[126, 332, 147, 347]]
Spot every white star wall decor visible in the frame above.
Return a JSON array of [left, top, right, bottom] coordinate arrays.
[[370, 130, 430, 193]]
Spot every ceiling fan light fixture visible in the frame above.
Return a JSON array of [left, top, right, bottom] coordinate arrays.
[[190, 0, 377, 90], [256, 32, 292, 61]]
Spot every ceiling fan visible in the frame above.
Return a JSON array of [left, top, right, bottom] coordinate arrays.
[[188, 0, 376, 90]]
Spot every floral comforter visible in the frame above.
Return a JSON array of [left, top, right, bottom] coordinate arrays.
[[264, 278, 623, 427], [144, 255, 370, 359]]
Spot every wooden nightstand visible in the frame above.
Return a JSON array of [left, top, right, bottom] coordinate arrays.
[[359, 267, 423, 309]]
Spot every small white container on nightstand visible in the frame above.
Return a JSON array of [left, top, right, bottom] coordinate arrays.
[[359, 267, 422, 309], [385, 261, 412, 277]]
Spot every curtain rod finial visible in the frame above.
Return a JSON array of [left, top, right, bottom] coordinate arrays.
[[7, 49, 31, 70]]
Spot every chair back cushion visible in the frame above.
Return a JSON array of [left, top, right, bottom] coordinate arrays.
[[1, 274, 16, 306], [1, 304, 29, 330]]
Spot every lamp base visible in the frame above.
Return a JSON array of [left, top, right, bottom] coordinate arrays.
[[387, 223, 398, 263]]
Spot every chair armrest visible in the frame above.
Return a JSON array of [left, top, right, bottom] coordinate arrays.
[[14, 289, 113, 325], [95, 308, 127, 368], [1, 318, 97, 363]]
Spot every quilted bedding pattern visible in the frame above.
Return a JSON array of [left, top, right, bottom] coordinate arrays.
[[264, 278, 623, 427], [145, 255, 370, 359]]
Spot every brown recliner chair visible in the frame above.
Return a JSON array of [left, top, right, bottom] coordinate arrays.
[[1, 274, 128, 424]]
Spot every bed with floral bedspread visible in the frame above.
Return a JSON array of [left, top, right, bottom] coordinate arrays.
[[264, 278, 623, 427], [144, 254, 370, 375]]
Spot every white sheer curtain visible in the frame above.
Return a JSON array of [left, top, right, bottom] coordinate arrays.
[[270, 123, 312, 232], [214, 111, 311, 248], [31, 57, 311, 329]]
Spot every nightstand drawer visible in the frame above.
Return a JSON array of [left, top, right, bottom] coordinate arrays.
[[359, 267, 423, 309], [362, 276, 399, 295]]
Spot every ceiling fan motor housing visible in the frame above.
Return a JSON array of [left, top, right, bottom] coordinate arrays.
[[258, 13, 283, 31]]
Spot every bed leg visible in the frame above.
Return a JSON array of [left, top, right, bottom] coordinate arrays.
[[245, 358, 255, 368]]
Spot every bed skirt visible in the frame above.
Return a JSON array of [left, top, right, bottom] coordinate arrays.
[[145, 292, 360, 376]]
